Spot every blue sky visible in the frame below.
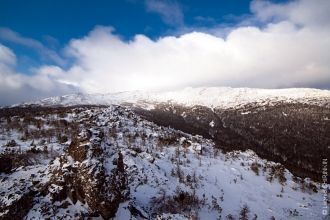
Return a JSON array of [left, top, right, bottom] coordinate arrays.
[[1, 0, 253, 40], [0, 0, 329, 105], [0, 0, 255, 71]]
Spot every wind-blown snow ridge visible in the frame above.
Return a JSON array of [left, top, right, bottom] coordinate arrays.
[[25, 87, 330, 109]]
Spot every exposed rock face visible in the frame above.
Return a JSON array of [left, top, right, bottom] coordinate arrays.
[[46, 126, 129, 219]]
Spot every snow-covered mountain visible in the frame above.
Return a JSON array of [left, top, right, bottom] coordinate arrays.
[[15, 86, 330, 183], [23, 87, 330, 109], [1, 87, 329, 219], [0, 105, 327, 219]]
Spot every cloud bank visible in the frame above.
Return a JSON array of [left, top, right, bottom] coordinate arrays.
[[0, 0, 330, 105]]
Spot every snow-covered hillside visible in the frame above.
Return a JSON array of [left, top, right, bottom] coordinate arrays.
[[0, 105, 327, 219], [23, 87, 330, 109]]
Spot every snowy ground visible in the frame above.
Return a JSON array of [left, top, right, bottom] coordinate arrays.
[[0, 105, 328, 219]]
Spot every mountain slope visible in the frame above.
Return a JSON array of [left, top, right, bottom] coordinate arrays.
[[134, 101, 330, 182], [15, 87, 330, 181], [0, 105, 327, 219]]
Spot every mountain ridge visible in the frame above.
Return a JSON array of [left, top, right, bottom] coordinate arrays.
[[19, 87, 330, 109]]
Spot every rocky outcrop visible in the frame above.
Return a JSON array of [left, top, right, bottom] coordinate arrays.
[[46, 127, 129, 219]]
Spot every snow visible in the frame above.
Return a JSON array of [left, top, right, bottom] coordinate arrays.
[[75, 106, 324, 219], [114, 202, 133, 220], [23, 86, 330, 109], [1, 105, 328, 219], [0, 164, 50, 214]]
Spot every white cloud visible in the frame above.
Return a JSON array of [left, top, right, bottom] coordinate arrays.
[[0, 44, 16, 65], [42, 0, 330, 93], [0, 44, 76, 106], [145, 0, 184, 27], [251, 0, 330, 28], [1, 0, 330, 105], [0, 27, 66, 66]]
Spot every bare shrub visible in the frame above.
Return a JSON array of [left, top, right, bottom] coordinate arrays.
[[239, 204, 250, 220], [151, 187, 201, 214], [251, 162, 260, 176]]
